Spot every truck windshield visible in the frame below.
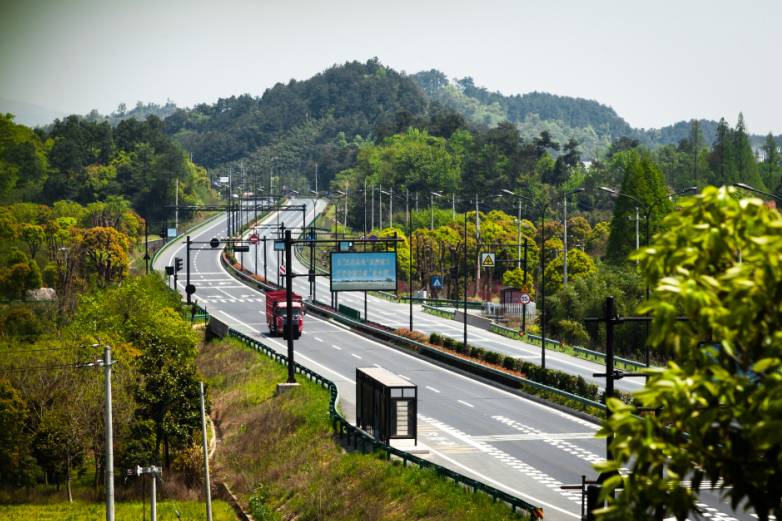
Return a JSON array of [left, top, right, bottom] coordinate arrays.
[[275, 308, 301, 319]]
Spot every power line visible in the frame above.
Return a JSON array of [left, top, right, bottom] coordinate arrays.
[[1, 346, 90, 354], [0, 363, 85, 375]]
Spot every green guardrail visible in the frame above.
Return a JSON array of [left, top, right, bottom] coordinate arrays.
[[338, 303, 362, 322], [225, 327, 542, 518]]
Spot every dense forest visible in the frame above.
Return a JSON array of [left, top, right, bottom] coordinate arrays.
[[0, 113, 211, 221], [411, 68, 782, 159]]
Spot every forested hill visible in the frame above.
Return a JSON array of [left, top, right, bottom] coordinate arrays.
[[411, 69, 779, 158], [162, 59, 441, 188]]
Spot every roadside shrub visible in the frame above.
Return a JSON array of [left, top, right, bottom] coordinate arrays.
[[442, 336, 454, 349], [429, 332, 443, 345], [502, 356, 517, 371], [484, 351, 501, 365]]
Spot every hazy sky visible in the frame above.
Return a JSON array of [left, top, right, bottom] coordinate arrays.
[[1, 0, 780, 132]]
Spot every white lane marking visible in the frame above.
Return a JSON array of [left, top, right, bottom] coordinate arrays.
[[425, 448, 579, 519], [313, 336, 324, 342], [215, 287, 238, 298], [425, 386, 441, 393], [216, 310, 260, 334], [373, 363, 382, 368], [262, 335, 356, 385], [326, 316, 601, 429], [422, 415, 585, 508], [331, 344, 342, 351], [457, 400, 474, 408], [398, 374, 410, 380], [351, 353, 362, 360]]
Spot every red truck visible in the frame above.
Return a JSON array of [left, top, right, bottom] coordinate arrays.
[[265, 289, 304, 339]]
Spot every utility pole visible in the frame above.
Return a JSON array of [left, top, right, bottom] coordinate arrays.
[[314, 162, 318, 194], [391, 187, 399, 229], [371, 184, 375, 231], [452, 193, 456, 221], [379, 184, 383, 229], [103, 344, 114, 521], [199, 382, 213, 521]]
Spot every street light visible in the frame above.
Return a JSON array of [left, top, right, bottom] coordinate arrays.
[[599, 185, 698, 367], [563, 188, 585, 287], [733, 182, 782, 202], [430, 191, 443, 230]]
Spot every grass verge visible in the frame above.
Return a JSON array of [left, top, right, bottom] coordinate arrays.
[[0, 500, 236, 521], [198, 337, 527, 521]]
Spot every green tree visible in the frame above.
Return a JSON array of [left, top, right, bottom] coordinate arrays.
[[0, 378, 38, 487], [605, 150, 671, 264], [543, 248, 596, 294], [760, 133, 781, 194], [19, 223, 45, 259], [596, 186, 782, 520], [77, 227, 130, 286]]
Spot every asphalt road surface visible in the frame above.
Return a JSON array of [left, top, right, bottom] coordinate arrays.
[[154, 198, 751, 521]]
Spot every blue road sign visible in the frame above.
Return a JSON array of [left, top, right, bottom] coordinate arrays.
[[431, 275, 444, 289], [274, 240, 285, 251], [339, 241, 353, 252], [330, 252, 397, 292]]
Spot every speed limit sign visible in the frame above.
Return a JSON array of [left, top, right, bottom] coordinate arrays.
[[520, 293, 531, 305]]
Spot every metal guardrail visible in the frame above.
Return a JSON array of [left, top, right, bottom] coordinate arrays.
[[489, 324, 648, 371], [224, 325, 542, 518], [421, 303, 455, 320]]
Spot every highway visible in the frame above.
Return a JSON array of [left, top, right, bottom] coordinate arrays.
[[232, 200, 643, 395], [154, 199, 750, 521]]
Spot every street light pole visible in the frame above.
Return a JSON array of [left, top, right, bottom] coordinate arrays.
[[563, 188, 585, 288]]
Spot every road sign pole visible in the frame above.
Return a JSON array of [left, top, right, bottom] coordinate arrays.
[[263, 236, 267, 282]]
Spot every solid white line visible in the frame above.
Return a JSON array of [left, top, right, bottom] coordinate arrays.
[[331, 344, 342, 351], [425, 386, 441, 393], [457, 400, 475, 408], [425, 447, 579, 519], [261, 336, 357, 385]]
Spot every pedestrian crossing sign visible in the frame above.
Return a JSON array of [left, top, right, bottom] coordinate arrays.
[[481, 252, 496, 268], [431, 275, 443, 289]]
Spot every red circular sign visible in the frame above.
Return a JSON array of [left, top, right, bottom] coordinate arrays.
[[249, 234, 259, 245]]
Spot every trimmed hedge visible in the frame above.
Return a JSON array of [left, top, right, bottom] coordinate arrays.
[[429, 329, 601, 402]]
